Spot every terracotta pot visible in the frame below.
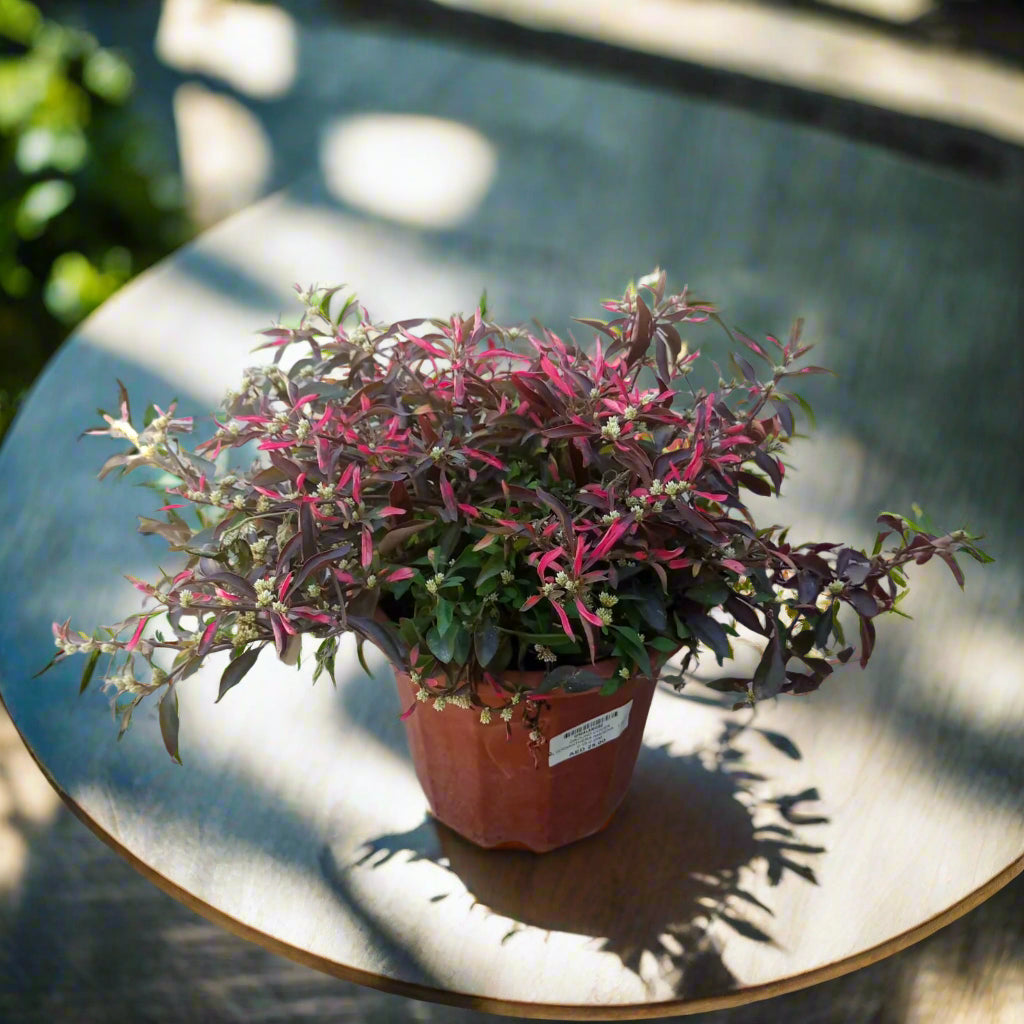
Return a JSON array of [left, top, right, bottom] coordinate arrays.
[[392, 659, 659, 853]]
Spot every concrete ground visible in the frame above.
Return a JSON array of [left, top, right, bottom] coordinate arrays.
[[2, 2, 1022, 1021]]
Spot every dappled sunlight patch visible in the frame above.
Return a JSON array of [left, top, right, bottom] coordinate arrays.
[[173, 82, 272, 227], [0, 704, 60, 899], [156, 0, 297, 99], [321, 114, 497, 230]]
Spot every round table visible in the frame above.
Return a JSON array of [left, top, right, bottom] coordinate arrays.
[[2, 65, 1023, 1016]]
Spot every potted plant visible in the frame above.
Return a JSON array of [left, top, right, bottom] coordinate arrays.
[[43, 271, 991, 852]]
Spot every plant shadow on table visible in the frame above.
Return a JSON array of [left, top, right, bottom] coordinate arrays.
[[322, 690, 827, 1000]]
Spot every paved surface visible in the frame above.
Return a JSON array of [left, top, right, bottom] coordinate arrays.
[[2, 2, 1023, 1020]]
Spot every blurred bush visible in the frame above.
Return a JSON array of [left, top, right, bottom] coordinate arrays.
[[0, 0, 192, 440]]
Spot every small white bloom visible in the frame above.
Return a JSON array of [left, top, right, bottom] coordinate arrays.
[[479, 707, 493, 725], [499, 706, 513, 722], [601, 416, 621, 440]]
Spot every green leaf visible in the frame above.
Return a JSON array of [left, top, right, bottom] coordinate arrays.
[[474, 620, 500, 667], [435, 597, 453, 635], [648, 636, 678, 653], [159, 686, 182, 765], [599, 675, 623, 697], [79, 648, 101, 694], [788, 390, 816, 430], [476, 557, 508, 587], [398, 618, 421, 650], [313, 636, 339, 686], [426, 624, 455, 663], [611, 626, 653, 677], [687, 580, 731, 606], [453, 626, 471, 664], [217, 646, 261, 702]]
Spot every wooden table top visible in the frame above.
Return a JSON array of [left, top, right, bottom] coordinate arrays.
[[1, 55, 1022, 1015]]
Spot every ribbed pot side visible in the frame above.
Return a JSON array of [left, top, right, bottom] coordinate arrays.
[[392, 660, 658, 853]]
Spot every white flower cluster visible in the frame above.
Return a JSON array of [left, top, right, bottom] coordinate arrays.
[[254, 577, 276, 607], [534, 644, 558, 664], [234, 612, 260, 645]]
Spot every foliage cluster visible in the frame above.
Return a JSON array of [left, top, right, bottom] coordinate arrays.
[[45, 271, 990, 762], [0, 0, 190, 438]]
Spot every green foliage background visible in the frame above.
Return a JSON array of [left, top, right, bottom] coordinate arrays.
[[0, 0, 192, 440]]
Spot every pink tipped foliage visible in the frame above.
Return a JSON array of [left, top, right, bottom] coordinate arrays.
[[48, 271, 991, 759]]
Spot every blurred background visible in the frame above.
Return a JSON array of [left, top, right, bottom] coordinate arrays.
[[1, 1, 1022, 1021]]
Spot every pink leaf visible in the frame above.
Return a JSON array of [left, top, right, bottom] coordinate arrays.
[[124, 617, 149, 652], [158, 504, 185, 511], [386, 567, 415, 582], [551, 600, 575, 640], [402, 330, 449, 359], [590, 519, 626, 562], [440, 473, 457, 517], [258, 440, 297, 451], [541, 356, 574, 397], [520, 594, 543, 611], [278, 573, 293, 601], [458, 503, 479, 517], [380, 506, 406, 516], [537, 547, 564, 580], [200, 619, 218, 649], [291, 392, 319, 411], [573, 537, 586, 576], [400, 702, 417, 721], [361, 529, 373, 569], [352, 465, 362, 504], [575, 598, 604, 628]]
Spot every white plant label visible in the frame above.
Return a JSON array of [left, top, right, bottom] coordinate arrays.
[[548, 701, 633, 767]]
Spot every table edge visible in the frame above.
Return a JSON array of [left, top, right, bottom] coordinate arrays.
[[3, 689, 1021, 1020]]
